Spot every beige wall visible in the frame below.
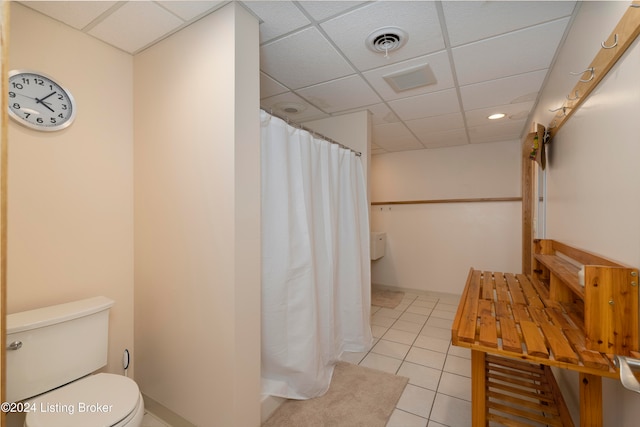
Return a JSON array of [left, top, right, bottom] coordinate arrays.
[[7, 3, 134, 377], [529, 2, 640, 425], [133, 3, 260, 426], [369, 141, 522, 294]]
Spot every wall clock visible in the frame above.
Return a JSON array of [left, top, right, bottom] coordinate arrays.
[[8, 70, 76, 131]]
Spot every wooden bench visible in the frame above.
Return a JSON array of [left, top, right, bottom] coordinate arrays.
[[452, 239, 639, 426]]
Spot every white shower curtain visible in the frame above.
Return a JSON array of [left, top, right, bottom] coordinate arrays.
[[260, 110, 373, 399]]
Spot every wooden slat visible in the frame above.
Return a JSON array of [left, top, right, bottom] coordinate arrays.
[[371, 197, 522, 206], [540, 323, 579, 364], [499, 318, 522, 353], [482, 271, 495, 300], [487, 401, 564, 426], [456, 269, 482, 343], [479, 299, 498, 348], [487, 380, 555, 404], [504, 273, 527, 305], [487, 412, 541, 427], [520, 321, 549, 358], [471, 351, 487, 427], [516, 274, 544, 308], [494, 272, 510, 302], [564, 328, 611, 371], [544, 365, 576, 427], [534, 254, 583, 297]]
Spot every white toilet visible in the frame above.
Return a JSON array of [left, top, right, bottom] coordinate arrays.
[[6, 296, 144, 427]]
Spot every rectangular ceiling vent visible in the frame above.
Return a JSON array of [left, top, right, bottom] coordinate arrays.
[[383, 63, 437, 93]]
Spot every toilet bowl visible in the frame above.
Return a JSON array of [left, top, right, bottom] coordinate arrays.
[[24, 374, 144, 427], [6, 296, 144, 427]]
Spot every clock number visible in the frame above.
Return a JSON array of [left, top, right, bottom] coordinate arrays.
[[21, 77, 30, 85], [11, 82, 23, 90], [12, 103, 20, 110], [61, 104, 67, 110], [36, 118, 43, 124], [50, 118, 57, 124], [23, 112, 31, 119], [57, 94, 64, 100], [9, 91, 15, 98], [58, 113, 64, 119], [34, 78, 44, 86]]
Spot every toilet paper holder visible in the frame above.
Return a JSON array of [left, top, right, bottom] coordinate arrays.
[[614, 355, 640, 394]]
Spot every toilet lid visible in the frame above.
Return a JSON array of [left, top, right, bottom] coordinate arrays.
[[25, 373, 140, 427]]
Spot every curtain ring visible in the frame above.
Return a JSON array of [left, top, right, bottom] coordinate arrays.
[[601, 34, 618, 49], [569, 67, 595, 83]]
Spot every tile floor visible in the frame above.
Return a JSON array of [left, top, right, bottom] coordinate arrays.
[[142, 411, 172, 427], [341, 290, 472, 427]]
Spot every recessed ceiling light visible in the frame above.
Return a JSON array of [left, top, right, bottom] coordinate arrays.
[[383, 63, 437, 93], [488, 113, 506, 120]]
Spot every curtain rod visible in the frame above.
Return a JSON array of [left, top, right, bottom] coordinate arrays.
[[261, 108, 362, 157]]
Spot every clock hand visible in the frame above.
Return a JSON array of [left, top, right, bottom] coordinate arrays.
[[35, 91, 57, 113], [35, 96, 55, 113]]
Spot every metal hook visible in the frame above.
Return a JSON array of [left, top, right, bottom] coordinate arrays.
[[566, 90, 580, 101], [601, 34, 618, 49], [569, 67, 595, 83]]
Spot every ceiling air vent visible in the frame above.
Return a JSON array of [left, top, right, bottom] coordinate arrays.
[[366, 27, 408, 56]]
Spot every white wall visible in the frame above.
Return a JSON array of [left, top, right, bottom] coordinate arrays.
[[8, 2, 134, 377], [370, 141, 522, 294], [133, 3, 261, 426], [529, 2, 640, 425]]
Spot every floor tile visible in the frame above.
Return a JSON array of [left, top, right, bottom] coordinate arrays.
[[396, 361, 442, 390], [437, 371, 472, 401], [447, 344, 471, 359], [410, 299, 437, 309], [427, 420, 448, 427], [340, 350, 368, 365], [359, 352, 402, 374], [399, 312, 429, 324], [434, 302, 458, 313], [413, 335, 450, 353], [443, 354, 472, 377], [429, 393, 472, 427], [425, 316, 453, 329], [390, 319, 423, 333], [419, 325, 452, 341], [430, 309, 456, 320], [372, 325, 389, 339], [372, 314, 397, 328], [396, 384, 436, 418], [386, 409, 428, 427], [405, 347, 447, 370], [371, 339, 411, 360], [376, 307, 404, 319], [382, 328, 419, 345], [406, 305, 434, 316]]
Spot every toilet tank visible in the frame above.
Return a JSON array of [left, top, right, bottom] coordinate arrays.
[[6, 296, 114, 403], [370, 232, 386, 260]]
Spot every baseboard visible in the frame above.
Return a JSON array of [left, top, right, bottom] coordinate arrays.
[[142, 394, 197, 427], [372, 283, 461, 299], [261, 394, 286, 423]]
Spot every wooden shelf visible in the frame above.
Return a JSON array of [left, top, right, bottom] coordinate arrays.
[[534, 253, 584, 298]]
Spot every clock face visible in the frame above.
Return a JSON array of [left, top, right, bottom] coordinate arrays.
[[8, 70, 76, 131]]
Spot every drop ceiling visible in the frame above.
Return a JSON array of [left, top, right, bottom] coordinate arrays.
[[18, 1, 578, 155]]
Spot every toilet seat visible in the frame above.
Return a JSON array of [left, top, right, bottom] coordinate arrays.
[[25, 373, 142, 427]]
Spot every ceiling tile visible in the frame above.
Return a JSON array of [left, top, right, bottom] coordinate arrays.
[[443, 1, 576, 47], [419, 128, 470, 149], [88, 1, 183, 53], [158, 1, 225, 21], [297, 1, 368, 22], [243, 1, 310, 43], [21, 1, 118, 30], [388, 89, 460, 121], [460, 69, 547, 111], [405, 113, 465, 136], [362, 51, 454, 101], [260, 27, 354, 90], [373, 122, 423, 151], [468, 119, 527, 144], [321, 1, 444, 71], [260, 73, 289, 99], [452, 18, 570, 86], [261, 92, 329, 123], [296, 75, 381, 113], [465, 101, 535, 128]]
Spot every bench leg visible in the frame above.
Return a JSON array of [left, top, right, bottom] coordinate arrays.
[[471, 350, 487, 427], [579, 373, 602, 427]]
